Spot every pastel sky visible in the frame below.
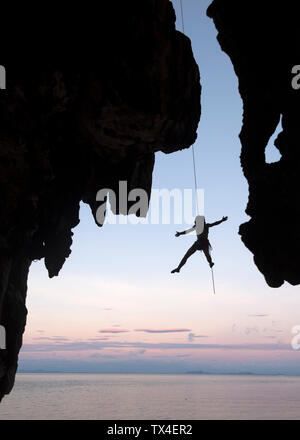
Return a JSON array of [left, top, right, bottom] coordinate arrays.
[[21, 0, 300, 375]]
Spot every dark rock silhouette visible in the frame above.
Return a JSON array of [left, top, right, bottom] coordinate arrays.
[[208, 0, 300, 288], [0, 1, 200, 400]]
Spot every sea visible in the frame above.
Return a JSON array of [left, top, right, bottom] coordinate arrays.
[[0, 373, 300, 420]]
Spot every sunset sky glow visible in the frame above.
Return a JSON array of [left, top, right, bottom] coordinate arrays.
[[21, 0, 300, 376]]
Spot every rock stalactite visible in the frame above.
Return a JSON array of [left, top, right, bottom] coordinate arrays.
[[0, 1, 201, 400], [207, 0, 300, 288]]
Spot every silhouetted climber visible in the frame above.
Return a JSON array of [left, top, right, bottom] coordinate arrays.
[[171, 215, 228, 273]]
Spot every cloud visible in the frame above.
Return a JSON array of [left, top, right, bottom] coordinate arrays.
[[248, 314, 269, 317], [188, 333, 209, 342], [128, 349, 147, 357], [134, 328, 191, 334], [52, 336, 71, 340], [244, 327, 259, 335], [87, 337, 110, 341], [136, 349, 146, 355], [20, 340, 292, 353], [89, 353, 117, 359], [33, 337, 71, 342], [98, 329, 129, 333]]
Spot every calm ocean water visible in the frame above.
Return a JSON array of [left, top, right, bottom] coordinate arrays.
[[0, 373, 300, 420]]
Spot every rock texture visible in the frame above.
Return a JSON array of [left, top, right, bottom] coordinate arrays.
[[0, 1, 200, 400], [207, 0, 300, 288]]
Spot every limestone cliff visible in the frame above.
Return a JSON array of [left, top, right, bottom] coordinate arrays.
[[0, 1, 201, 400], [208, 0, 300, 288]]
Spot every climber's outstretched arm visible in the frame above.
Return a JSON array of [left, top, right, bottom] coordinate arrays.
[[208, 216, 228, 227], [175, 224, 196, 237]]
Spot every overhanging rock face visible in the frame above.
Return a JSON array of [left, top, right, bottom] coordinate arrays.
[[0, 1, 201, 400], [208, 0, 300, 288]]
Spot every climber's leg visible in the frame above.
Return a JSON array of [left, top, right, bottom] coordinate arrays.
[[203, 246, 214, 268], [171, 243, 198, 273]]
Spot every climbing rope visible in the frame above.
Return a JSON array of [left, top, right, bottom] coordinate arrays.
[[180, 0, 199, 216], [191, 145, 199, 215], [211, 267, 216, 294], [180, 0, 185, 33], [179, 0, 215, 294]]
